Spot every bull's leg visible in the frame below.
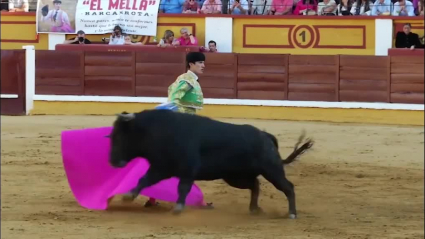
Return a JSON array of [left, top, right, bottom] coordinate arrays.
[[173, 178, 194, 215], [122, 169, 167, 202], [261, 166, 297, 219], [223, 177, 262, 214]]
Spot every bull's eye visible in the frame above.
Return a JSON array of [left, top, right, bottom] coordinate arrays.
[[105, 135, 111, 138]]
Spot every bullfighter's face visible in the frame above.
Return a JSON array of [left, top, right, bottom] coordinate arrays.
[[189, 61, 205, 75], [54, 3, 61, 10], [108, 113, 137, 168]]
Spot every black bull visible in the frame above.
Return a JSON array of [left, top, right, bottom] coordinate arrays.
[[108, 110, 314, 219]]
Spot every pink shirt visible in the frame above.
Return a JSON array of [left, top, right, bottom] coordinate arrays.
[[293, 0, 317, 14], [178, 36, 198, 46], [201, 0, 222, 13], [272, 0, 293, 13]]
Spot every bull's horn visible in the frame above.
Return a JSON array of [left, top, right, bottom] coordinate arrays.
[[117, 113, 135, 121]]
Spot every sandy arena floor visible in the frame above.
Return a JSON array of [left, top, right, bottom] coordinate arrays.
[[1, 115, 424, 239]]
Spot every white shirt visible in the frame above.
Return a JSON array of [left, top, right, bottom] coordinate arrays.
[[371, 0, 392, 15], [251, 0, 272, 14], [318, 0, 337, 15], [337, 4, 350, 15], [9, 0, 28, 11], [350, 1, 373, 15], [109, 35, 125, 45], [229, 0, 249, 14], [392, 0, 415, 16]]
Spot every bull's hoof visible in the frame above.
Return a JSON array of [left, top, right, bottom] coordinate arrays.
[[121, 193, 136, 202], [250, 207, 264, 215], [289, 214, 297, 219], [172, 204, 184, 215]]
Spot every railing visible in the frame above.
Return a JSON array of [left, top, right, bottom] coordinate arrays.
[[1, 0, 423, 16]]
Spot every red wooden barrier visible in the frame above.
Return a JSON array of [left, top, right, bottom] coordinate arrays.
[[1, 50, 26, 115], [34, 49, 425, 104]]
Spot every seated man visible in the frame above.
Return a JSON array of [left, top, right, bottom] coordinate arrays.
[[200, 40, 218, 52], [63, 30, 92, 44], [8, 0, 29, 12], [229, 0, 249, 14], [201, 0, 222, 14], [159, 0, 186, 13], [371, 0, 392, 15], [393, 0, 415, 16], [395, 23, 421, 49], [175, 28, 198, 46]]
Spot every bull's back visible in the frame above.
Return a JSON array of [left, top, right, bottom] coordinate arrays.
[[136, 110, 270, 178]]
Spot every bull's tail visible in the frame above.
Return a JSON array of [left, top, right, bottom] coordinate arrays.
[[281, 130, 314, 165]]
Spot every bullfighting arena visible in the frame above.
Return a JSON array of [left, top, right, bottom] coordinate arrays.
[[1, 115, 424, 239]]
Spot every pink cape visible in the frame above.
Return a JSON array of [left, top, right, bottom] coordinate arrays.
[[51, 23, 74, 33], [61, 126, 205, 210]]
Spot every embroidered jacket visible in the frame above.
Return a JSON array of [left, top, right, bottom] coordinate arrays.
[[167, 70, 203, 114]]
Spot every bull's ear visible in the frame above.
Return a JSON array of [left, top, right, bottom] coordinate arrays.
[[116, 113, 135, 122]]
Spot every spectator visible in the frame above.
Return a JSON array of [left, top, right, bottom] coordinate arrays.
[[418, 0, 424, 14], [8, 0, 28, 12], [270, 0, 294, 15], [157, 30, 179, 47], [251, 0, 272, 14], [337, 0, 352, 15], [63, 30, 91, 44], [201, 0, 222, 13], [1, 0, 8, 11], [371, 0, 392, 15], [318, 0, 337, 15], [109, 25, 125, 45], [208, 40, 218, 52], [393, 0, 415, 15], [124, 35, 143, 45], [176, 27, 198, 46], [201, 40, 218, 52], [159, 0, 186, 13], [350, 0, 372, 15], [229, 0, 249, 14], [395, 23, 421, 49], [183, 0, 200, 13], [412, 0, 419, 13], [294, 0, 317, 15]]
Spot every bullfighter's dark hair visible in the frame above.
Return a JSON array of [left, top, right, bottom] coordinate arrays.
[[186, 52, 205, 69]]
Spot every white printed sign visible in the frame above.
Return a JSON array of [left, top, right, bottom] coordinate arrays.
[[37, 0, 160, 36]]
